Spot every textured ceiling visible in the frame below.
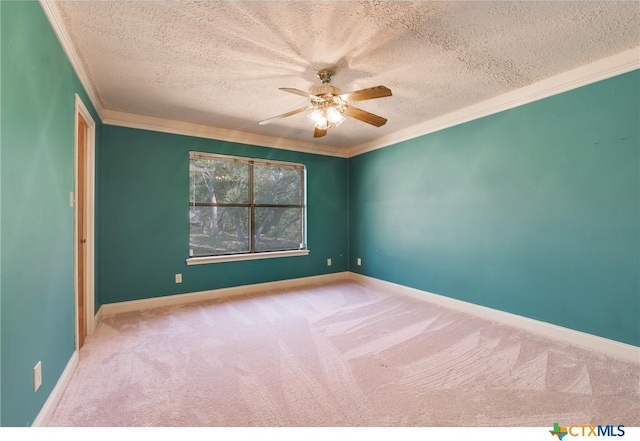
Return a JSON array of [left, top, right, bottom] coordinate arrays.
[[52, 1, 640, 154]]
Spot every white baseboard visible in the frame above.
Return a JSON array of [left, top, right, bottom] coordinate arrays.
[[101, 272, 350, 316], [347, 273, 640, 364], [32, 351, 79, 427], [34, 272, 635, 428], [98, 271, 638, 363]]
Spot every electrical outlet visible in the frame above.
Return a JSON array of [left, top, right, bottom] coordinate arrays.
[[327, 258, 332, 266], [33, 361, 42, 392], [175, 273, 182, 283], [357, 258, 362, 266]]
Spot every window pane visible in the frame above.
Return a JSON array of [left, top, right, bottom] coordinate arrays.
[[253, 165, 302, 205], [190, 159, 249, 204], [190, 206, 249, 256], [254, 207, 302, 252], [189, 152, 306, 259]]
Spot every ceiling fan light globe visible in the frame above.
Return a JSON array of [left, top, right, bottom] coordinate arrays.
[[307, 108, 329, 130], [326, 107, 345, 126], [315, 118, 330, 130], [271, 70, 389, 136], [307, 108, 324, 124]]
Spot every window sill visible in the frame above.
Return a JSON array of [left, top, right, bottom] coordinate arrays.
[[186, 249, 310, 265]]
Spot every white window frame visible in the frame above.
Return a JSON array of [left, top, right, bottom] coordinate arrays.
[[186, 151, 309, 265]]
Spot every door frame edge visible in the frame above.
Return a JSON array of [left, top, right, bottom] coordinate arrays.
[[74, 94, 97, 350]]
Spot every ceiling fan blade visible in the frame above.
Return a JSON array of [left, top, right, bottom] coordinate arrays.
[[339, 85, 392, 102], [258, 107, 306, 125], [313, 127, 327, 138], [279, 88, 314, 99], [343, 105, 387, 127]]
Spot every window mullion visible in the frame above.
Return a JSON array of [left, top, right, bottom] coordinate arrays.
[[249, 162, 255, 253]]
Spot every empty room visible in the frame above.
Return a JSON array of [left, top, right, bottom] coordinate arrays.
[[1, 0, 639, 433]]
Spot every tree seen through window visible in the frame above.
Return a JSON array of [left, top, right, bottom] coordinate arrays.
[[189, 152, 305, 257]]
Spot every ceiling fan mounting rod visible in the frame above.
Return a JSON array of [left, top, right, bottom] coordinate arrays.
[[317, 69, 335, 84]]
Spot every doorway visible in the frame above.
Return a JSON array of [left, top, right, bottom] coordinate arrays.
[[75, 95, 96, 350]]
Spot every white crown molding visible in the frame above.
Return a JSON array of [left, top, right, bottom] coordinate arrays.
[[347, 273, 640, 364], [102, 109, 349, 158], [40, 0, 638, 159], [348, 47, 640, 157], [40, 0, 347, 157], [32, 350, 79, 427], [39, 0, 104, 122]]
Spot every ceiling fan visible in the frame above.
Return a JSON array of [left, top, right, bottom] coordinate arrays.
[[259, 69, 392, 138]]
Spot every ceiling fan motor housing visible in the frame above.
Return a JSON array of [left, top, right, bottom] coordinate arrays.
[[312, 84, 342, 98]]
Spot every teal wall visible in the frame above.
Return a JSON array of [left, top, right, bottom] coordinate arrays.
[[1, 1, 101, 426], [99, 126, 349, 304], [1, 0, 638, 429], [349, 70, 640, 346]]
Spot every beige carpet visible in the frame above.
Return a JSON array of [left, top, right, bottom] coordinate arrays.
[[48, 279, 639, 427]]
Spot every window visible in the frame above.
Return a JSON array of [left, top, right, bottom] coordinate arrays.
[[188, 151, 307, 264]]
